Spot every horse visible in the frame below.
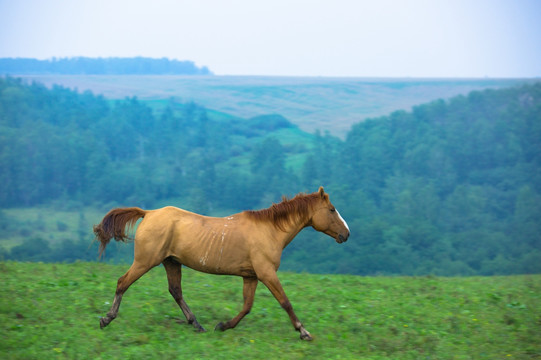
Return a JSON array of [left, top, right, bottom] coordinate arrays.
[[93, 187, 350, 340]]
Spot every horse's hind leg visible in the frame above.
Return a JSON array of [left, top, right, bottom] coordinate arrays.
[[163, 257, 205, 332], [100, 262, 150, 328], [215, 277, 258, 331]]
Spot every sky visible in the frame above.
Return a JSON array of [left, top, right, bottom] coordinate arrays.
[[0, 0, 540, 78]]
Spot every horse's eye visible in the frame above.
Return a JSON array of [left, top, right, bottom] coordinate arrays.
[[330, 208, 336, 212]]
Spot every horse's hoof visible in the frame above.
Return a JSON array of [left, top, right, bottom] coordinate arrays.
[[214, 322, 226, 331], [300, 332, 313, 341], [195, 325, 207, 333], [99, 317, 108, 329]]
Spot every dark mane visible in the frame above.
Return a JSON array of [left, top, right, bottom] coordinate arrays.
[[244, 192, 321, 231]]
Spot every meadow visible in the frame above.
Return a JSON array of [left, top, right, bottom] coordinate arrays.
[[1, 261, 540, 359]]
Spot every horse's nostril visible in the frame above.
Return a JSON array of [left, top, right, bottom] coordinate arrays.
[[338, 234, 348, 243]]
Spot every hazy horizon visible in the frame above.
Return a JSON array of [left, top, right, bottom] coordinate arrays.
[[1, 0, 540, 78]]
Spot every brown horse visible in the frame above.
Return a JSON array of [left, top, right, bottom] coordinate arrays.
[[94, 187, 349, 340]]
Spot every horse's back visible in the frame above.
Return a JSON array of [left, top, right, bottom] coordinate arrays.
[[134, 206, 252, 274], [140, 206, 201, 226]]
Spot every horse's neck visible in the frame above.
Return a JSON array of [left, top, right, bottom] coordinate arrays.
[[279, 209, 312, 249]]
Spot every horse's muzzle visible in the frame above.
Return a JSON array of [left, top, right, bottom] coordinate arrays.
[[337, 233, 349, 244]]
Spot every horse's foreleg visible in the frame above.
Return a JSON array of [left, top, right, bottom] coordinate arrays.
[[215, 277, 258, 331], [163, 258, 205, 332], [100, 262, 149, 329], [258, 271, 313, 341]]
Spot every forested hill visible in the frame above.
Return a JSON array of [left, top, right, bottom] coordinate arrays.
[[324, 83, 541, 276], [0, 76, 302, 211], [1, 76, 540, 276], [0, 57, 212, 75]]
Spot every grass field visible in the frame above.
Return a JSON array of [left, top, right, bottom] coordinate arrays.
[[16, 75, 530, 137], [1, 261, 539, 359]]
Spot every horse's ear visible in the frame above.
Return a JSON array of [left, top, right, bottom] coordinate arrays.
[[318, 186, 329, 202]]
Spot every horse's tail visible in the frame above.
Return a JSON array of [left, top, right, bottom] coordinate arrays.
[[93, 207, 147, 257]]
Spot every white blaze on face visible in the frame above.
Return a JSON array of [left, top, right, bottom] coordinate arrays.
[[336, 210, 350, 232]]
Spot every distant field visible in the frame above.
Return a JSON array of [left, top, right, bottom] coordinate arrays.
[[1, 262, 540, 359], [16, 75, 532, 137], [0, 206, 103, 251]]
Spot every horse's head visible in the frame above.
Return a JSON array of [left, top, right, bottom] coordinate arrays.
[[310, 187, 350, 244]]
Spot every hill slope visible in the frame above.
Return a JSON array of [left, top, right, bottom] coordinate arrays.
[[1, 262, 540, 359], [14, 74, 531, 137]]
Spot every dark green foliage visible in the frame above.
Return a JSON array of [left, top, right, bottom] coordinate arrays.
[[8, 237, 51, 261], [285, 83, 541, 276], [313, 83, 541, 276], [1, 76, 541, 276], [0, 77, 299, 211], [247, 114, 295, 133]]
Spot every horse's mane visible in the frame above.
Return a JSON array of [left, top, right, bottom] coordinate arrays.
[[244, 192, 322, 231]]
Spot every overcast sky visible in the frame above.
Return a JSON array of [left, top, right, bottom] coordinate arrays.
[[1, 0, 540, 78]]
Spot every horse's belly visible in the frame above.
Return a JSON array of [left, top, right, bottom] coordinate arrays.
[[171, 237, 253, 277], [179, 256, 255, 277]]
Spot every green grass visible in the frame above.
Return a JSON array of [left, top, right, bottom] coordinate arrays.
[[1, 261, 540, 359], [17, 75, 532, 137]]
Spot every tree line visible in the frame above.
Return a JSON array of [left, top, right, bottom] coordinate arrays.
[[288, 84, 541, 276], [1, 76, 540, 275], [0, 57, 212, 75]]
